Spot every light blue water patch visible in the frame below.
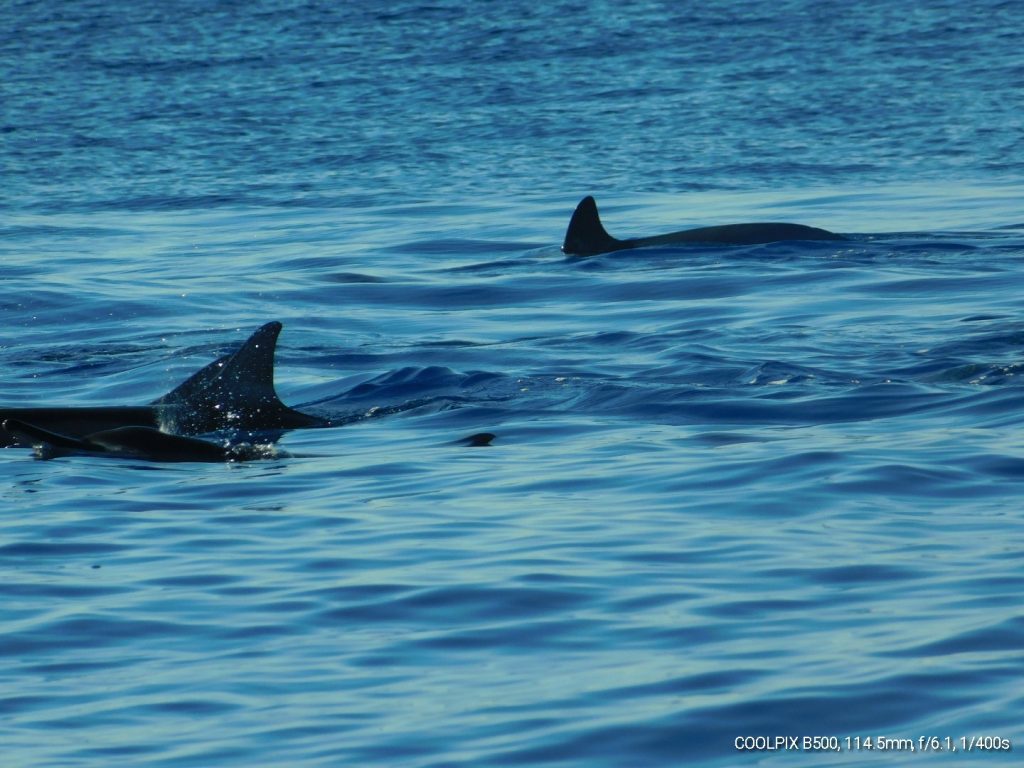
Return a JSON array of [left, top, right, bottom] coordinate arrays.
[[3, 0, 1024, 765]]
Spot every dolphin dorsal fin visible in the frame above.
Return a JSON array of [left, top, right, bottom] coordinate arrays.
[[562, 196, 622, 256], [155, 321, 283, 409], [153, 321, 322, 432]]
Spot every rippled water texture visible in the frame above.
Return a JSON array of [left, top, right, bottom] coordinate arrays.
[[3, 1, 1024, 766]]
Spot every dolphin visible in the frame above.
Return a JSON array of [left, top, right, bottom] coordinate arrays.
[[0, 321, 326, 454], [562, 196, 845, 256], [0, 419, 254, 462], [455, 432, 496, 447]]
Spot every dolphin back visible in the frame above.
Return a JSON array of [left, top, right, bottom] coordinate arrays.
[[561, 195, 844, 256]]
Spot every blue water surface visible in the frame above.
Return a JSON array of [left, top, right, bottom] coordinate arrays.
[[4, 1, 1024, 766]]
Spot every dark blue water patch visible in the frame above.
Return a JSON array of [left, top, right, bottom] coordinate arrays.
[[215, 620, 313, 644], [697, 598, 821, 620], [954, 573, 1024, 593], [19, 656, 142, 677], [322, 272, 394, 284], [637, 623, 733, 651], [611, 669, 769, 701], [692, 430, 775, 447], [4, 581, 127, 598], [0, 615, 209, 657], [0, 540, 126, 558], [961, 313, 1014, 322], [136, 698, 242, 716], [142, 573, 242, 588], [852, 273, 1013, 297], [887, 616, 1024, 658], [968, 454, 1024, 479], [339, 738, 446, 767], [70, 744, 165, 758], [287, 279, 562, 313], [618, 541, 755, 566], [302, 367, 517, 426], [923, 326, 1024, 357], [439, 253, 559, 275], [386, 238, 534, 255], [737, 360, 841, 386], [761, 563, 924, 587], [318, 584, 590, 625], [911, 361, 1022, 385], [927, 388, 1024, 426], [0, 289, 97, 320], [608, 593, 699, 614], [341, 366, 502, 400], [827, 462, 990, 499], [0, 694, 67, 716], [612, 381, 962, 427], [305, 582, 415, 604], [293, 557, 379, 573], [409, 617, 607, 653]]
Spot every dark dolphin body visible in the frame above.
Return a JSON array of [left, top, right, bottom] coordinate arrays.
[[2, 419, 244, 462], [455, 432, 495, 447], [562, 196, 845, 256], [0, 321, 326, 461]]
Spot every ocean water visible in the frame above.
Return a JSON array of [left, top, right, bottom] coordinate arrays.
[[3, 1, 1024, 766]]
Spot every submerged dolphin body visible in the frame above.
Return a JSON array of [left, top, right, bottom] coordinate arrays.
[[1, 419, 247, 462], [562, 196, 845, 256], [0, 321, 326, 456]]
